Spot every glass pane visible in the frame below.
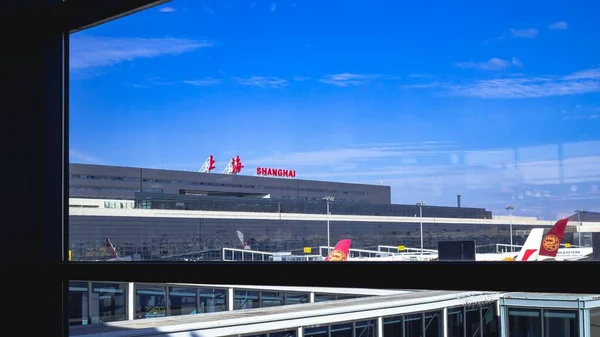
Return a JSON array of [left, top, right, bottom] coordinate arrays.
[[466, 307, 481, 337], [383, 316, 403, 337], [284, 292, 309, 305], [331, 322, 353, 337], [69, 281, 89, 326], [448, 307, 464, 337], [234, 290, 260, 309], [200, 288, 227, 313], [508, 308, 542, 337], [169, 287, 198, 316], [355, 320, 377, 337], [261, 291, 284, 307], [482, 304, 499, 337], [90, 282, 126, 324], [69, 0, 599, 266], [270, 330, 297, 337], [136, 284, 166, 319], [591, 309, 600, 336], [314, 294, 337, 302], [543, 310, 578, 337], [425, 311, 442, 337], [405, 314, 423, 337], [305, 326, 328, 337]]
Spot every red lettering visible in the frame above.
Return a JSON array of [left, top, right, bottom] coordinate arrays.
[[255, 167, 297, 178]]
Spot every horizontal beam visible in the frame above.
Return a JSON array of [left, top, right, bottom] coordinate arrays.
[[65, 0, 170, 33], [61, 262, 600, 294]]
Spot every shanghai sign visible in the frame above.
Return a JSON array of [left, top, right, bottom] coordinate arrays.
[[256, 167, 297, 179]]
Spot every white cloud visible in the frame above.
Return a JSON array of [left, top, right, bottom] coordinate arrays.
[[509, 28, 539, 38], [455, 57, 523, 71], [234, 76, 287, 88], [181, 78, 222, 86], [70, 35, 212, 70], [319, 73, 383, 87], [405, 67, 600, 99], [547, 21, 568, 30], [70, 149, 102, 164], [159, 6, 176, 13], [243, 143, 457, 167]]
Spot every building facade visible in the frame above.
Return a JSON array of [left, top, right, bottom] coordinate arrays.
[[68, 208, 566, 261], [69, 163, 392, 204], [132, 193, 493, 219]]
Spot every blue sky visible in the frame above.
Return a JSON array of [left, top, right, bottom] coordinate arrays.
[[69, 0, 600, 219]]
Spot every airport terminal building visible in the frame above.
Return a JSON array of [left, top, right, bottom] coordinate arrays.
[[69, 163, 392, 204], [68, 163, 587, 261]]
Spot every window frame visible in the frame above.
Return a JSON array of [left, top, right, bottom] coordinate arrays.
[[8, 1, 598, 337]]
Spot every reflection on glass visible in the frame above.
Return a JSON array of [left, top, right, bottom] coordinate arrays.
[[543, 310, 578, 337], [136, 284, 166, 319], [383, 316, 403, 337], [284, 292, 309, 305], [90, 282, 126, 324], [330, 322, 353, 337], [69, 281, 89, 326], [448, 307, 464, 337], [234, 290, 260, 310], [261, 291, 284, 307], [200, 288, 227, 313], [466, 307, 481, 337], [508, 308, 542, 337], [270, 331, 297, 337], [425, 311, 441, 337], [169, 287, 197, 316], [591, 309, 600, 336], [405, 314, 423, 337], [305, 326, 328, 337], [355, 320, 376, 337], [314, 294, 337, 302], [482, 304, 499, 337]]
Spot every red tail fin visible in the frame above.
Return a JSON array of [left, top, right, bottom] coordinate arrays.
[[538, 218, 569, 258], [105, 238, 118, 259], [324, 239, 352, 261]]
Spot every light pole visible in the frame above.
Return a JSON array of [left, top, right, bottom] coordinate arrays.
[[323, 196, 335, 254], [575, 208, 583, 247], [416, 201, 426, 255], [506, 205, 514, 252]]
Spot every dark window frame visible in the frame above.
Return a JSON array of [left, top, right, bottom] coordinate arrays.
[[7, 1, 597, 337]]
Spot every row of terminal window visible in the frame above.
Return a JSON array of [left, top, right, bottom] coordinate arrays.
[[70, 174, 370, 196], [69, 281, 364, 326]]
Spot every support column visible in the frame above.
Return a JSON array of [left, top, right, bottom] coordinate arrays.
[[228, 288, 234, 311], [309, 292, 315, 303], [377, 316, 383, 337], [297, 326, 303, 337], [442, 307, 448, 337], [499, 299, 507, 337], [128, 282, 135, 320]]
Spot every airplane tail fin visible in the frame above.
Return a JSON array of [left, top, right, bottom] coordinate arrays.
[[538, 218, 569, 258], [105, 238, 118, 259], [514, 228, 545, 261], [324, 239, 352, 261]]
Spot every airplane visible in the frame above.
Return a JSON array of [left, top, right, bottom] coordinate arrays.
[[477, 228, 545, 261], [536, 218, 592, 261], [349, 218, 571, 262], [324, 239, 352, 261]]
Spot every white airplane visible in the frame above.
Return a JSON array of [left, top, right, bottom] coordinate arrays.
[[350, 218, 570, 262], [476, 228, 545, 261]]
